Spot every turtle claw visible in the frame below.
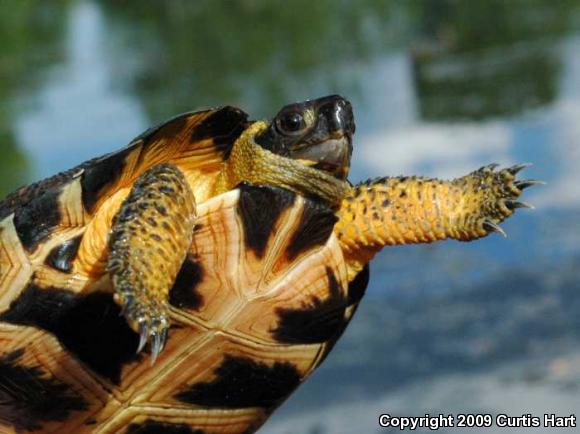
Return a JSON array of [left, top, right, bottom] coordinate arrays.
[[137, 319, 149, 354], [150, 329, 167, 366], [119, 295, 170, 363], [132, 314, 169, 364], [483, 220, 507, 238], [508, 162, 532, 175], [514, 179, 546, 190], [467, 162, 541, 240], [505, 200, 535, 210]]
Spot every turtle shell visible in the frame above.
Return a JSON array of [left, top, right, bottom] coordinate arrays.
[[0, 106, 248, 252], [0, 179, 368, 433]]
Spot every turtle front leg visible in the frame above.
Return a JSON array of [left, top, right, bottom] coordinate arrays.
[[108, 163, 196, 363], [335, 164, 542, 279]]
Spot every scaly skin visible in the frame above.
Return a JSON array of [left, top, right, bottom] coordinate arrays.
[[217, 122, 349, 208], [335, 163, 540, 280], [108, 164, 196, 362]]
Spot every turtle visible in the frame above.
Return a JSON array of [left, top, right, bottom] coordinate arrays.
[[0, 95, 540, 433]]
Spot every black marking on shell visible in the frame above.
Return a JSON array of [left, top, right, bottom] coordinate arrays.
[[0, 284, 140, 384], [126, 420, 204, 434], [286, 199, 337, 261], [0, 348, 89, 431], [0, 166, 81, 221], [169, 255, 204, 310], [132, 112, 191, 144], [347, 265, 370, 306], [237, 184, 296, 258], [44, 234, 83, 273], [175, 355, 301, 409], [189, 107, 249, 159], [81, 146, 135, 214], [272, 267, 347, 344], [316, 267, 370, 367], [12, 187, 62, 252]]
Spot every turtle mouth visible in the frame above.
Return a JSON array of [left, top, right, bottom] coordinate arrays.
[[290, 135, 352, 180]]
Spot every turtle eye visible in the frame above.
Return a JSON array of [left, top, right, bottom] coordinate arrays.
[[276, 111, 307, 136]]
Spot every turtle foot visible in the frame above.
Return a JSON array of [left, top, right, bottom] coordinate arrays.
[[115, 292, 169, 365], [471, 163, 544, 238], [107, 163, 196, 365]]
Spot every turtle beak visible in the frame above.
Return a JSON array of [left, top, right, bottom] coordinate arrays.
[[291, 132, 352, 180], [290, 96, 354, 180]]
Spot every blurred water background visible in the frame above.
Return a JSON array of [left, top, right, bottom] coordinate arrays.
[[1, 1, 580, 433]]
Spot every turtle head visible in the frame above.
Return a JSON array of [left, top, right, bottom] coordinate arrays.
[[255, 95, 355, 180]]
